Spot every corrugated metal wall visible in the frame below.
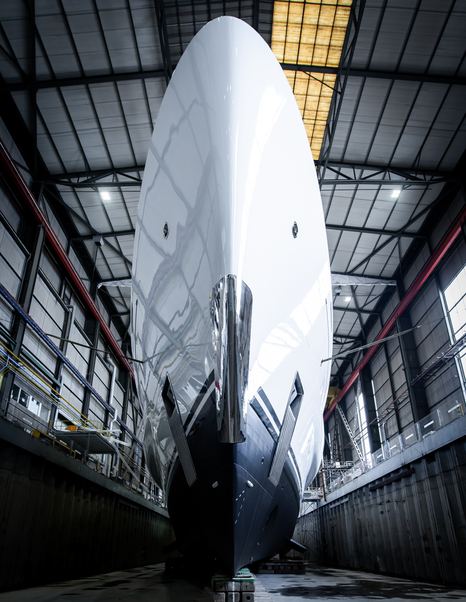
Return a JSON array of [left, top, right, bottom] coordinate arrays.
[[295, 438, 466, 586], [326, 192, 466, 473], [0, 441, 174, 592], [0, 173, 162, 502]]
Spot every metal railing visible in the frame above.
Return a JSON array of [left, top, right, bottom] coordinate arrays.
[[0, 341, 165, 507], [324, 396, 465, 494]]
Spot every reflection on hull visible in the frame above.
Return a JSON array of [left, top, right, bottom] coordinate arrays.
[[131, 16, 332, 576], [211, 275, 253, 444]]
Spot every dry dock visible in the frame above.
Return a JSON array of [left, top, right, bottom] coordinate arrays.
[[1, 563, 466, 601]]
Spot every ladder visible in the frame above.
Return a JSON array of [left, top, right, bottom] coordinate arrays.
[[336, 404, 365, 465]]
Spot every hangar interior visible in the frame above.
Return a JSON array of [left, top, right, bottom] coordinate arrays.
[[0, 0, 465, 597]]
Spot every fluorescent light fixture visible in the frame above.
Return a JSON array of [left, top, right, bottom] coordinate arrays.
[[344, 296, 351, 303], [100, 190, 111, 202], [391, 188, 401, 199]]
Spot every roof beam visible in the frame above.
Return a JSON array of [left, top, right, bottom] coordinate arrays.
[[50, 161, 453, 186], [51, 178, 446, 191], [319, 160, 454, 187], [75, 229, 135, 241], [326, 223, 423, 239], [49, 166, 144, 179], [153, 0, 173, 84], [332, 273, 396, 287], [280, 63, 466, 86], [333, 305, 379, 316], [51, 177, 443, 189], [332, 272, 396, 283], [45, 165, 143, 189], [334, 334, 361, 341], [320, 178, 446, 187], [8, 61, 464, 94], [49, 179, 141, 188], [319, 160, 450, 179], [76, 229, 417, 252], [7, 68, 166, 91]]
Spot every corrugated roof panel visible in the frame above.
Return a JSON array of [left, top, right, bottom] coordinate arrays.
[[351, 1, 465, 74], [56, 188, 90, 224], [36, 123, 63, 174], [364, 199, 399, 229], [99, 9, 141, 72], [345, 195, 380, 227], [354, 238, 398, 274], [331, 249, 355, 273], [116, 235, 134, 256], [430, 10, 466, 74], [399, 6, 455, 73], [80, 191, 134, 231], [0, 3, 32, 81], [75, 193, 115, 232], [36, 14, 82, 77], [118, 189, 140, 215], [325, 188, 355, 223], [334, 310, 359, 333], [35, 88, 71, 132], [336, 79, 394, 163]]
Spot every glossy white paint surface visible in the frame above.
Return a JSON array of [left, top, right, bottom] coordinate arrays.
[[131, 17, 332, 493]]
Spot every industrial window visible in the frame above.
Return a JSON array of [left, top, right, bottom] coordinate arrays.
[[371, 378, 385, 446], [442, 264, 466, 384], [23, 273, 65, 374], [356, 388, 371, 463], [0, 184, 21, 232], [10, 382, 51, 423], [0, 219, 26, 298], [60, 367, 85, 417], [93, 354, 111, 402], [39, 252, 62, 294], [370, 347, 398, 439], [66, 321, 91, 376], [113, 382, 125, 423]]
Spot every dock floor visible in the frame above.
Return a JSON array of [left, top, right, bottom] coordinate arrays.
[[1, 563, 465, 601]]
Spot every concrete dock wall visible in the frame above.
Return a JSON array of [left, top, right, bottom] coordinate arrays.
[[0, 439, 174, 591], [295, 438, 466, 586]]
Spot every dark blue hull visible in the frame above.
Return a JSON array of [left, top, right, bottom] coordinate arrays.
[[166, 388, 301, 575]]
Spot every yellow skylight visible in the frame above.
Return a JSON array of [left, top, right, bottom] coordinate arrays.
[[271, 0, 352, 159]]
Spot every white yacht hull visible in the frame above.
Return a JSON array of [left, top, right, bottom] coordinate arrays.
[[131, 16, 332, 574]]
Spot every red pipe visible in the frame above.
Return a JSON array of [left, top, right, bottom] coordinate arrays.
[[325, 201, 466, 421], [0, 142, 134, 376]]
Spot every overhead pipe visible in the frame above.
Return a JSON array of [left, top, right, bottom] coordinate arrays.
[[0, 141, 134, 376], [325, 202, 466, 421]]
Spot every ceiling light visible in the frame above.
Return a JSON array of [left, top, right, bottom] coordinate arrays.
[[391, 188, 401, 199], [100, 190, 111, 202], [344, 296, 351, 303]]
